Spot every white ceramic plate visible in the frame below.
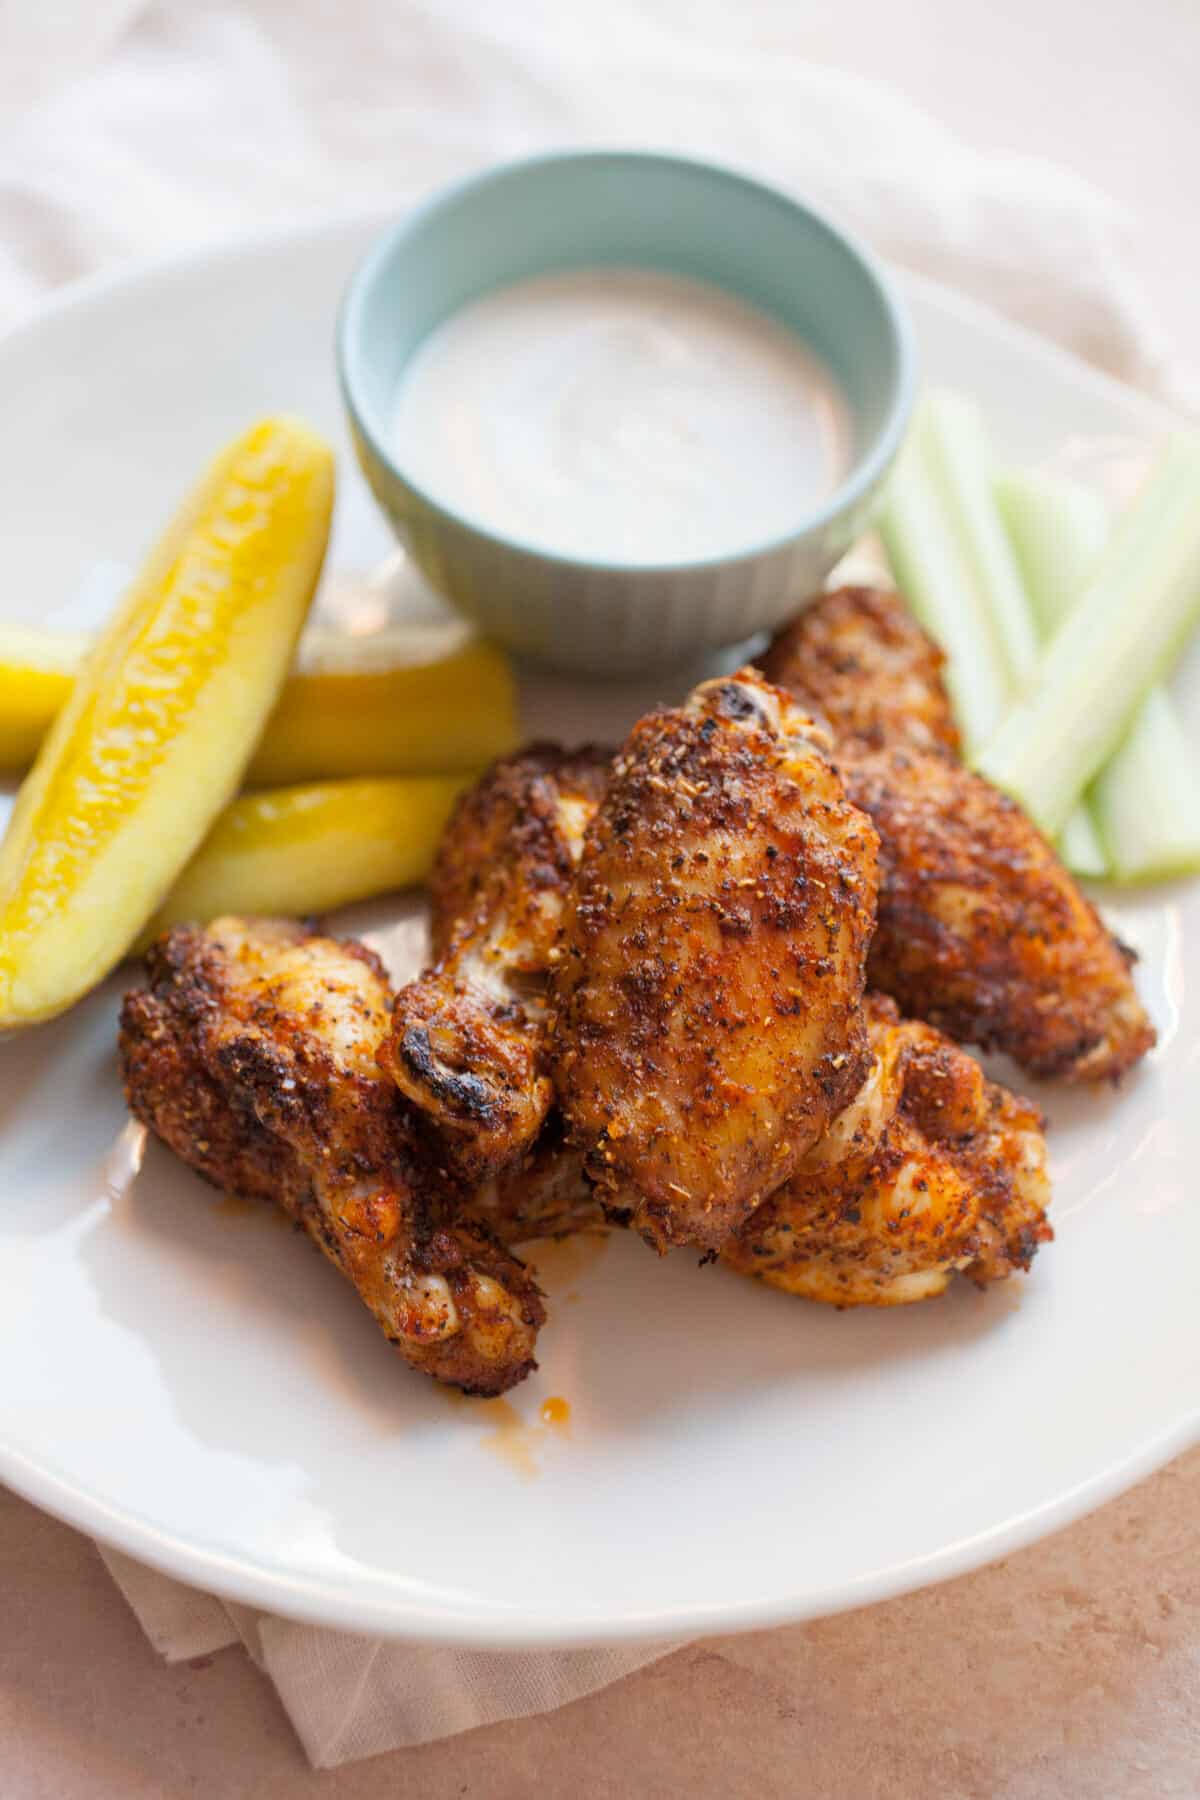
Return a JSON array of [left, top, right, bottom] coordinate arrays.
[[0, 218, 1196, 1648]]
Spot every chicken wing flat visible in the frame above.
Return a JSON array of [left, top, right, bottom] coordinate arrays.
[[120, 918, 545, 1394], [551, 668, 880, 1252], [764, 587, 1155, 1083], [379, 746, 611, 1178], [761, 584, 962, 757], [722, 993, 1052, 1303]]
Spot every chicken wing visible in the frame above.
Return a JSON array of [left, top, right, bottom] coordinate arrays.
[[844, 747, 1155, 1081], [722, 993, 1052, 1303], [120, 917, 545, 1394], [400, 730, 1051, 1301], [761, 584, 962, 757], [550, 668, 880, 1252], [474, 999, 1051, 1306], [764, 587, 1156, 1082], [379, 746, 611, 1177]]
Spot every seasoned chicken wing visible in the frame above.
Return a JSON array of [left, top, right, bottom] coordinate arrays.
[[120, 918, 545, 1394], [474, 1000, 1051, 1306], [379, 746, 611, 1177], [722, 994, 1052, 1303], [401, 730, 1051, 1302], [765, 587, 1156, 1082], [762, 584, 962, 757], [550, 668, 880, 1252], [845, 748, 1155, 1081]]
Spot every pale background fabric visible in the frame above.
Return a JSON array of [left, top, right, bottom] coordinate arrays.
[[0, 0, 1192, 403], [1, 0, 1198, 1787]]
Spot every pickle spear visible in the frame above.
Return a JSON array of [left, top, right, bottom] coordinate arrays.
[[0, 416, 335, 1025], [0, 621, 516, 782], [0, 626, 86, 768], [144, 774, 467, 939]]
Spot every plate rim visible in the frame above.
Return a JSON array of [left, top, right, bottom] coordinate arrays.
[[2, 1399, 1196, 1649], [0, 211, 1195, 1648]]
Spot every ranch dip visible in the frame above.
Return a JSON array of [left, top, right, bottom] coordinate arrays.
[[389, 267, 852, 564]]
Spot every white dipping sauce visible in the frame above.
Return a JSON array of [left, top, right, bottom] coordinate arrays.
[[389, 268, 853, 564]]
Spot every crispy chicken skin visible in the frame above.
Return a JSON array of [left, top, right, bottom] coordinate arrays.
[[550, 668, 880, 1252], [762, 585, 963, 758], [722, 994, 1052, 1303], [846, 749, 1155, 1081], [766, 587, 1156, 1083], [120, 918, 545, 1395], [379, 747, 611, 1178], [473, 1003, 1051, 1307]]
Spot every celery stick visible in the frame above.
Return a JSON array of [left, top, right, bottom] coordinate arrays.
[[921, 398, 1106, 873], [976, 434, 1200, 837], [995, 469, 1109, 874], [883, 396, 1104, 870], [877, 427, 1010, 754], [921, 392, 1041, 683], [1057, 804, 1109, 879], [1092, 688, 1200, 881], [995, 472, 1108, 635], [997, 464, 1200, 878]]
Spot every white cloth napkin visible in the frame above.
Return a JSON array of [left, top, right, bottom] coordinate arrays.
[[1, 0, 1187, 1770], [0, 0, 1190, 406], [97, 1544, 677, 1767]]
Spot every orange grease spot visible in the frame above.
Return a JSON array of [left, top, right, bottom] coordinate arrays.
[[450, 1393, 576, 1480], [540, 1396, 571, 1433]]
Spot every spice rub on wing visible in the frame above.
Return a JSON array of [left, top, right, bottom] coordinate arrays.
[[551, 667, 880, 1252], [120, 917, 545, 1395]]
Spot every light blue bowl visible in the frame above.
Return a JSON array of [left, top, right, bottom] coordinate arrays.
[[339, 150, 916, 676]]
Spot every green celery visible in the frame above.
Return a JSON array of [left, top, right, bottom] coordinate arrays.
[[995, 469, 1110, 874], [922, 399, 1104, 871], [877, 417, 1009, 754], [1092, 688, 1200, 882], [1056, 802, 1109, 879], [994, 471, 1108, 634], [976, 434, 1200, 838], [920, 391, 1041, 683], [997, 467, 1200, 880], [880, 394, 1104, 871]]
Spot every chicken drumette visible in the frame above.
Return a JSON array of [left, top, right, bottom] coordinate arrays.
[[550, 668, 880, 1252], [120, 917, 545, 1394], [762, 586, 1156, 1083], [379, 746, 611, 1178]]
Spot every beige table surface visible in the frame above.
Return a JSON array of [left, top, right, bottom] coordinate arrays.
[[3, 2, 1199, 1793]]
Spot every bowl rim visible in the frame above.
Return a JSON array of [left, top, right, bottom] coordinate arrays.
[[337, 147, 918, 576]]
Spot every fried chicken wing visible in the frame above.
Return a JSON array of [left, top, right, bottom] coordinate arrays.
[[392, 725, 1051, 1302], [550, 668, 880, 1252], [722, 993, 1052, 1303], [765, 587, 1156, 1082], [845, 748, 1155, 1081], [474, 1000, 1051, 1306], [379, 746, 611, 1177], [762, 584, 962, 757], [120, 918, 545, 1394]]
